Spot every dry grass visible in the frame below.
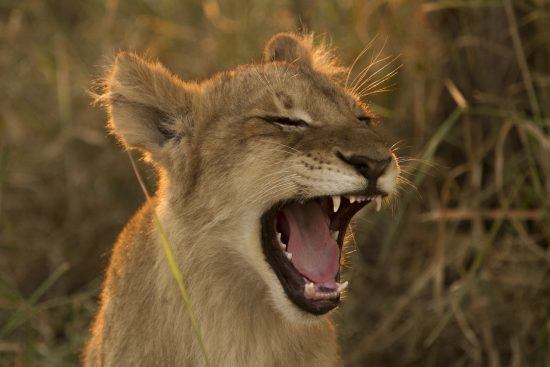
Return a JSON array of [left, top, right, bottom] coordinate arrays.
[[0, 0, 548, 366]]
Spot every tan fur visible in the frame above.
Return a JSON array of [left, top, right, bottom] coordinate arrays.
[[84, 33, 399, 366]]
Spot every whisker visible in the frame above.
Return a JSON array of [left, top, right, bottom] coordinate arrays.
[[351, 54, 397, 95], [344, 36, 379, 89], [252, 67, 277, 96], [349, 37, 389, 91], [355, 62, 402, 97], [360, 86, 396, 97]]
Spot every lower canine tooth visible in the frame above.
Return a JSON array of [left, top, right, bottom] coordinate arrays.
[[276, 233, 286, 250], [331, 231, 339, 241], [304, 283, 316, 298], [337, 281, 349, 292]]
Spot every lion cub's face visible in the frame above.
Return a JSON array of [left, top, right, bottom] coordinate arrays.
[[104, 33, 399, 321]]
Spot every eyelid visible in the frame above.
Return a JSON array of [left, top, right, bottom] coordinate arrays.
[[261, 116, 309, 128]]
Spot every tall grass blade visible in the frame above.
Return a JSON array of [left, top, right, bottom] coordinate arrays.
[[126, 152, 212, 367]]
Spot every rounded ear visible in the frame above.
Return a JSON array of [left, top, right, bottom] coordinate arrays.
[[263, 33, 313, 68], [99, 52, 197, 157]]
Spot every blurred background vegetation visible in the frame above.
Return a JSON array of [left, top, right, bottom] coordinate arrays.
[[0, 0, 549, 366]]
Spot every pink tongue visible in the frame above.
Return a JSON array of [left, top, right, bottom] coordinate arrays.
[[283, 201, 339, 284]]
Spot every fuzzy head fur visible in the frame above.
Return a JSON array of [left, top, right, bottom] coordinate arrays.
[[86, 33, 399, 366]]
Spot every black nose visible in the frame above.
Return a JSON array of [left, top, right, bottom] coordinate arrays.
[[338, 153, 392, 181]]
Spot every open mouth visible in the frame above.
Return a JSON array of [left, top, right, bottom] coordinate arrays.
[[260, 191, 386, 315]]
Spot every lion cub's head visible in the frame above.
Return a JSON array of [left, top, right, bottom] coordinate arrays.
[[101, 33, 399, 321]]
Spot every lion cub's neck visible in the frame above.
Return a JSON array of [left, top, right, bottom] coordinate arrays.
[[154, 195, 340, 366]]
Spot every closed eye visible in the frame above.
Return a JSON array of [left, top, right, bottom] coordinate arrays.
[[261, 116, 309, 128], [357, 115, 373, 126]]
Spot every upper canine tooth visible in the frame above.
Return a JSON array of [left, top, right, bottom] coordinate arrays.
[[337, 281, 349, 292], [375, 196, 382, 212], [332, 195, 341, 212], [285, 252, 293, 260], [331, 230, 339, 241]]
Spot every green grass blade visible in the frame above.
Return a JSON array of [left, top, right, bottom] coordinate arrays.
[[127, 152, 212, 367]]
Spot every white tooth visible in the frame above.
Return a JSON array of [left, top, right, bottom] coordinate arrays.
[[337, 281, 349, 292], [285, 252, 292, 260], [304, 282, 316, 298], [276, 232, 286, 250], [332, 195, 341, 212], [375, 196, 382, 212], [331, 230, 339, 241], [349, 196, 356, 203]]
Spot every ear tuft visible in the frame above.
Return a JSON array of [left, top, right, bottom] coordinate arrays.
[[263, 33, 346, 79], [109, 52, 190, 114], [99, 52, 196, 156], [263, 33, 313, 68]]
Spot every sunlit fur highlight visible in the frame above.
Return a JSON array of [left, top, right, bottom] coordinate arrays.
[[84, 33, 399, 366]]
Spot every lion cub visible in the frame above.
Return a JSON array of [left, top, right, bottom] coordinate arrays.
[[84, 33, 399, 366]]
